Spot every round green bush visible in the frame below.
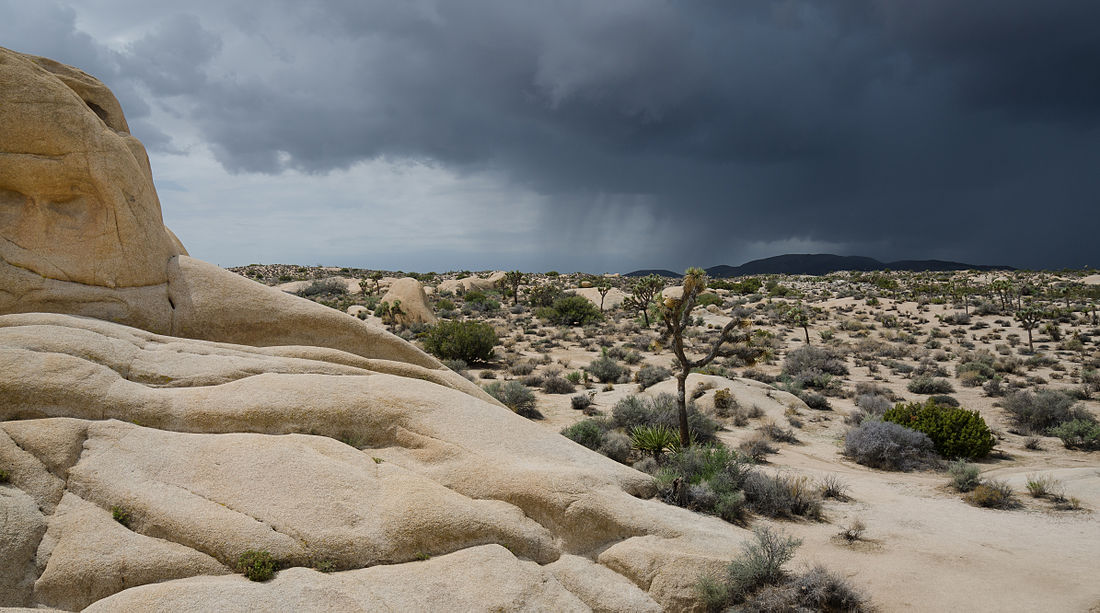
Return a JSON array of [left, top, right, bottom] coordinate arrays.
[[883, 399, 995, 459], [537, 295, 603, 326], [560, 419, 605, 450], [421, 321, 498, 364], [482, 380, 541, 418]]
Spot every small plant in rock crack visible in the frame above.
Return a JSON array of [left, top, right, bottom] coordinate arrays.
[[237, 549, 278, 582], [111, 505, 132, 528]]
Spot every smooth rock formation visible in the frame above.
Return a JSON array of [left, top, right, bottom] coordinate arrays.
[[437, 271, 506, 294], [84, 545, 590, 612], [573, 286, 627, 310], [0, 487, 45, 606], [34, 493, 229, 611], [0, 47, 752, 611], [379, 277, 437, 326], [0, 49, 181, 290]]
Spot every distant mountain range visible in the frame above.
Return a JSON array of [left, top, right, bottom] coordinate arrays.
[[624, 254, 1014, 278]]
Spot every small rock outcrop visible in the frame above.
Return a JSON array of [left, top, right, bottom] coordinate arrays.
[[0, 46, 750, 611], [378, 277, 437, 326], [437, 270, 507, 294]]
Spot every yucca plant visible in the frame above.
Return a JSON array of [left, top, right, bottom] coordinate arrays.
[[631, 424, 680, 460]]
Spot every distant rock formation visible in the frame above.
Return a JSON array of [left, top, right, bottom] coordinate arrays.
[[437, 270, 506, 294], [0, 46, 749, 611]]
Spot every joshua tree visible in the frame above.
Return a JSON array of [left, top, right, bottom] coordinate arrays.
[[1085, 285, 1100, 324], [498, 270, 526, 306], [376, 299, 405, 328], [1015, 306, 1044, 352], [659, 268, 752, 447], [786, 303, 811, 344], [625, 274, 664, 327], [596, 279, 612, 313]]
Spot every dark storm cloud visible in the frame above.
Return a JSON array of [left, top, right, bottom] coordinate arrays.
[[3, 0, 1098, 270]]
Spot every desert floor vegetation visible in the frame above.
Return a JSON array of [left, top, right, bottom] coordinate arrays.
[[238, 264, 1100, 611]]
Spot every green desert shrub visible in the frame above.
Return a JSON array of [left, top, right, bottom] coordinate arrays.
[[782, 345, 849, 377], [848, 392, 893, 425], [1025, 474, 1064, 499], [611, 393, 718, 444], [585, 352, 629, 383], [570, 393, 593, 411], [635, 364, 671, 389], [957, 360, 996, 382], [598, 431, 634, 463], [947, 459, 982, 492], [760, 564, 868, 612], [237, 550, 277, 582], [656, 445, 822, 522], [818, 474, 850, 500], [696, 292, 722, 307], [462, 290, 500, 313], [655, 445, 752, 521], [798, 390, 830, 410], [696, 525, 868, 612], [526, 283, 566, 307], [483, 380, 541, 418], [541, 376, 576, 394], [741, 472, 822, 520], [297, 278, 348, 297], [0, 468, 9, 483], [907, 376, 955, 395], [509, 360, 535, 376], [713, 388, 734, 411], [843, 420, 937, 471], [536, 295, 603, 326], [1048, 419, 1100, 450], [725, 526, 801, 597], [1002, 389, 1093, 434], [737, 434, 776, 462], [560, 419, 606, 450], [607, 345, 643, 364], [964, 479, 1020, 509], [928, 394, 960, 407], [883, 399, 995, 459], [421, 321, 497, 364]]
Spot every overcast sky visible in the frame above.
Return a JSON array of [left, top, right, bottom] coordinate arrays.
[[3, 1, 1098, 272]]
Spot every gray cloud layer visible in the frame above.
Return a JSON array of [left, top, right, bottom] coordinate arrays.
[[3, 0, 1098, 270]]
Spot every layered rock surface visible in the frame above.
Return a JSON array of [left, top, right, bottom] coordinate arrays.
[[0, 46, 750, 611]]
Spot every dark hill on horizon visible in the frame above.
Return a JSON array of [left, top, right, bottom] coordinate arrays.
[[625, 254, 1014, 278]]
